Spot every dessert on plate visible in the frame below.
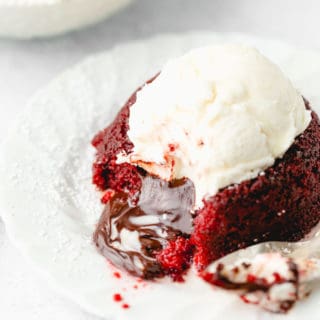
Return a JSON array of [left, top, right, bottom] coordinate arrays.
[[92, 44, 320, 282]]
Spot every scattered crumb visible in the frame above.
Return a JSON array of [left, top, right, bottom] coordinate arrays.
[[113, 293, 123, 302]]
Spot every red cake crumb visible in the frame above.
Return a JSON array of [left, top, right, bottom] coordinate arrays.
[[273, 272, 283, 282], [113, 293, 123, 302], [247, 274, 257, 283], [101, 190, 115, 204], [122, 303, 130, 309], [156, 237, 194, 282], [168, 143, 178, 152], [113, 271, 121, 279], [92, 75, 320, 281]]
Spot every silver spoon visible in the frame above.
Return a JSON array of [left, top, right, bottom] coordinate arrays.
[[203, 235, 320, 313]]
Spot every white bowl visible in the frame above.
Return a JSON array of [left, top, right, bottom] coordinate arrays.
[[0, 0, 132, 39]]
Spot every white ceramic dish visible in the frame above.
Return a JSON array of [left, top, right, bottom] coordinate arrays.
[[1, 32, 320, 319], [0, 0, 131, 39]]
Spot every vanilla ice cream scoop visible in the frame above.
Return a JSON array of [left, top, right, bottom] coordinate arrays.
[[119, 44, 311, 207]]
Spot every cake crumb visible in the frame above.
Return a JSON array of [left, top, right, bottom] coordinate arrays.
[[113, 293, 123, 302]]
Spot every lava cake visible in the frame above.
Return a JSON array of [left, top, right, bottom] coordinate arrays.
[[92, 45, 320, 281]]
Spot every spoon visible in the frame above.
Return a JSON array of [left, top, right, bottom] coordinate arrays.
[[202, 235, 320, 313]]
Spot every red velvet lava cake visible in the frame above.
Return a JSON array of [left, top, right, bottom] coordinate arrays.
[[92, 45, 320, 282]]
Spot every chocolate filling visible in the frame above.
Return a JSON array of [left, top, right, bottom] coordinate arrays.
[[94, 174, 195, 279]]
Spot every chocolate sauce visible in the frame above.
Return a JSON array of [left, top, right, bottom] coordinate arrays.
[[94, 175, 195, 279]]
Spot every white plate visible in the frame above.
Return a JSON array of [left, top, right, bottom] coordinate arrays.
[[1, 32, 320, 320], [0, 0, 131, 39]]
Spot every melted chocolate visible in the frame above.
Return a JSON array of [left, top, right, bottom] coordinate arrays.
[[94, 175, 195, 279]]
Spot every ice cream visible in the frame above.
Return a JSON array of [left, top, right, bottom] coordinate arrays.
[[118, 44, 311, 207]]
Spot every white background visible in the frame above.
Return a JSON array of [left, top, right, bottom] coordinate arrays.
[[1, 0, 320, 318]]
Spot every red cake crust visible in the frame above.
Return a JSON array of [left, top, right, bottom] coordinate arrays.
[[92, 81, 320, 279], [192, 107, 320, 270]]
